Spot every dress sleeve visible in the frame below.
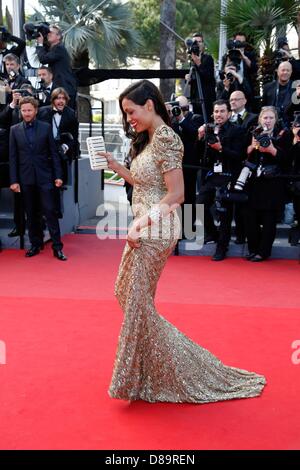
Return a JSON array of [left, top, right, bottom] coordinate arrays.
[[152, 125, 183, 173]]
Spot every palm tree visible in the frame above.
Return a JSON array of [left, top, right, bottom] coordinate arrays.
[[160, 0, 177, 100], [30, 0, 139, 68], [221, 0, 300, 82], [29, 0, 140, 120]]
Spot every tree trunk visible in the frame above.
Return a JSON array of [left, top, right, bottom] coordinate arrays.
[[0, 1, 3, 25], [5, 6, 12, 32], [73, 51, 91, 123], [160, 0, 176, 101], [297, 11, 300, 57]]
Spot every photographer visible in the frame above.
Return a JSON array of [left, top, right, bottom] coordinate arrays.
[[243, 106, 290, 261], [185, 33, 216, 118], [222, 32, 258, 107], [197, 99, 247, 260], [217, 63, 252, 102], [2, 53, 30, 102], [0, 27, 26, 73], [167, 95, 203, 238], [35, 25, 77, 109], [262, 61, 295, 124], [37, 66, 54, 107], [288, 114, 300, 246]]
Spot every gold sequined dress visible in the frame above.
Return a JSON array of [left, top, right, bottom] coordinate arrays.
[[109, 124, 266, 403]]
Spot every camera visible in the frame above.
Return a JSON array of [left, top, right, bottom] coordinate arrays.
[[205, 123, 219, 145], [226, 39, 246, 65], [23, 22, 50, 40], [252, 126, 271, 148], [0, 26, 10, 42], [234, 161, 257, 190], [13, 88, 33, 97], [219, 71, 234, 82], [165, 101, 182, 117], [185, 38, 201, 57]]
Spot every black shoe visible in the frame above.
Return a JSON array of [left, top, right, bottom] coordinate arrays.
[[235, 237, 246, 245], [204, 235, 217, 244], [212, 247, 227, 261], [251, 254, 265, 262], [53, 249, 67, 261], [8, 227, 25, 238], [25, 246, 41, 257], [245, 252, 256, 260]]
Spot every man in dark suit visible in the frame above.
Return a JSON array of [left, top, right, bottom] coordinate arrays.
[[229, 90, 258, 244], [2, 53, 30, 103], [229, 90, 257, 131], [262, 61, 295, 123], [36, 25, 77, 109], [37, 66, 54, 107], [186, 33, 216, 119], [169, 95, 203, 238], [38, 87, 79, 186], [9, 96, 67, 260], [198, 100, 247, 260]]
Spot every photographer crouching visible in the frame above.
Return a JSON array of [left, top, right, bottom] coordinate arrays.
[[241, 106, 290, 261], [197, 100, 247, 260], [166, 96, 203, 239]]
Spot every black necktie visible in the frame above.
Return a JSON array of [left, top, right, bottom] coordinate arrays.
[[52, 109, 63, 116], [237, 113, 243, 125]]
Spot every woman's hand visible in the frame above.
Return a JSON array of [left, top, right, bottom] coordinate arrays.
[[127, 220, 142, 249], [97, 151, 120, 172]]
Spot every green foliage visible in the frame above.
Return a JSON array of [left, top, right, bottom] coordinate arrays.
[[30, 0, 141, 67], [221, 0, 300, 53], [130, 0, 220, 60]]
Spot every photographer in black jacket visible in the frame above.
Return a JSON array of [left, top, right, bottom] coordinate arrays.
[[0, 28, 26, 73], [36, 25, 77, 109], [167, 95, 204, 238], [197, 100, 247, 260]]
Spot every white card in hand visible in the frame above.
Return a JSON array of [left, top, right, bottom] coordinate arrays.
[[86, 136, 108, 170]]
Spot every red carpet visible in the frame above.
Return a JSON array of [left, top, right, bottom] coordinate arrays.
[[0, 235, 300, 450]]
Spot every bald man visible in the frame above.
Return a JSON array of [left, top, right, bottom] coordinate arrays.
[[262, 61, 295, 122], [171, 95, 204, 239], [229, 91, 257, 131]]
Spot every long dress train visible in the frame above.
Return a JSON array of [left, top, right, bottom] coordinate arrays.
[[109, 125, 266, 403]]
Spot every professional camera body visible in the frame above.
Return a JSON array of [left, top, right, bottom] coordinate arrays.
[[23, 22, 50, 41], [226, 39, 246, 65], [205, 123, 219, 145], [0, 26, 11, 42], [185, 38, 201, 57], [252, 126, 271, 148], [219, 71, 234, 82], [165, 100, 182, 117]]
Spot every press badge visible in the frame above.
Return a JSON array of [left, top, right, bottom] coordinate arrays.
[[214, 162, 223, 173]]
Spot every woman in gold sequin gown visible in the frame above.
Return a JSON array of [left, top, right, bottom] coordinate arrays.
[[101, 80, 266, 403]]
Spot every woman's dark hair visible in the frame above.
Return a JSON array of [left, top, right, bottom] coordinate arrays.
[[119, 80, 170, 158]]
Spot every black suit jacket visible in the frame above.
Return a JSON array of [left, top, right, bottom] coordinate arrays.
[[36, 43, 77, 98], [199, 121, 247, 179], [37, 105, 79, 159], [9, 119, 63, 187], [172, 112, 204, 165], [262, 80, 295, 118]]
